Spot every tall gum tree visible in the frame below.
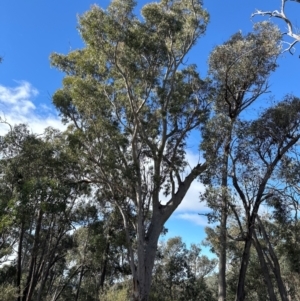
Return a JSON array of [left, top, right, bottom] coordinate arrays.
[[230, 96, 300, 300], [51, 0, 209, 300], [202, 22, 281, 301]]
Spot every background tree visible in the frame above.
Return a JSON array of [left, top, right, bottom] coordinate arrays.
[[201, 21, 281, 301], [228, 96, 300, 300], [149, 236, 217, 301], [204, 217, 288, 301], [55, 204, 132, 301], [0, 124, 87, 301]]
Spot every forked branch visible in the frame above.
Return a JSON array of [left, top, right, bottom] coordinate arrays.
[[252, 0, 300, 54]]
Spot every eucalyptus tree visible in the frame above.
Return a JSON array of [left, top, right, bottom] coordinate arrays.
[[262, 164, 300, 300], [225, 215, 280, 300], [201, 22, 281, 301], [50, 0, 210, 300], [54, 204, 132, 301], [228, 96, 300, 300], [150, 237, 217, 301], [0, 124, 86, 301]]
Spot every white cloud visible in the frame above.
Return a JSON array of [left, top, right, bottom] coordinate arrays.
[[175, 213, 209, 226], [0, 81, 37, 113], [159, 150, 210, 226], [175, 151, 209, 213], [159, 177, 207, 213], [176, 179, 207, 212], [0, 81, 65, 135]]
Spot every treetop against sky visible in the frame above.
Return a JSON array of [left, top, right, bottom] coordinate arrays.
[[0, 0, 300, 248]]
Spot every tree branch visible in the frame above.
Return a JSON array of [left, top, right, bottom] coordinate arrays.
[[252, 0, 300, 54]]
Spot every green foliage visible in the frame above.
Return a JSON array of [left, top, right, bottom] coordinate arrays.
[[50, 0, 210, 191], [101, 281, 131, 301], [0, 124, 89, 301], [0, 283, 18, 301], [208, 21, 281, 116], [202, 22, 282, 170], [150, 237, 216, 301], [51, 1, 210, 299]]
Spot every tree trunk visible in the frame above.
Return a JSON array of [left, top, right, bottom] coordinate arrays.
[[235, 209, 258, 301], [234, 208, 263, 300], [252, 230, 277, 301], [22, 209, 43, 301], [266, 253, 288, 301], [37, 227, 66, 301], [51, 265, 82, 301], [257, 217, 288, 301], [218, 125, 233, 301], [134, 241, 160, 301], [235, 235, 252, 301], [133, 217, 161, 301], [218, 207, 227, 301], [17, 222, 25, 301], [75, 265, 85, 301], [120, 163, 206, 301], [100, 240, 110, 290]]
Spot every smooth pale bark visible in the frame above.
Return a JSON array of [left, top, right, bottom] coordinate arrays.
[[120, 163, 207, 301], [252, 0, 300, 53]]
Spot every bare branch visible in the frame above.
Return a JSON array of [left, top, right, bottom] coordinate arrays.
[[252, 0, 300, 53]]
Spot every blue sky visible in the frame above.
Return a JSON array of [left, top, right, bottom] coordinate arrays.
[[1, 0, 300, 252]]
